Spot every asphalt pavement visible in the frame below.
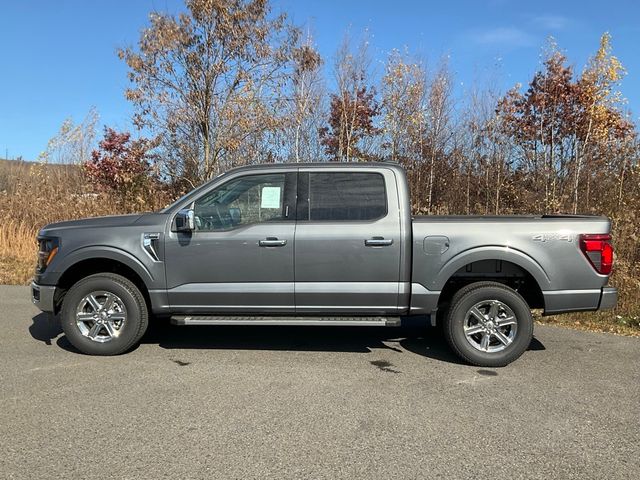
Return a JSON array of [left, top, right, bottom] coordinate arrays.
[[1, 285, 638, 479]]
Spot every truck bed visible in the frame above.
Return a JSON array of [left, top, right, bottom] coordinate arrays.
[[409, 213, 612, 315]]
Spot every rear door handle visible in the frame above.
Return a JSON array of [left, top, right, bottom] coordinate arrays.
[[259, 237, 287, 247], [365, 237, 393, 247]]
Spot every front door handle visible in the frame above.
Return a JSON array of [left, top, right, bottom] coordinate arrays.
[[259, 237, 287, 247], [365, 237, 393, 247]]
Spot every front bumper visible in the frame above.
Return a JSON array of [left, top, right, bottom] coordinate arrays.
[[31, 281, 56, 313], [598, 287, 618, 310]]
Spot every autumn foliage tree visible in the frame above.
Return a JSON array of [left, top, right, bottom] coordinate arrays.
[[495, 41, 575, 212], [381, 52, 454, 212], [119, 0, 299, 186], [495, 34, 633, 214], [571, 33, 632, 213], [321, 86, 380, 161], [320, 35, 381, 161], [83, 127, 158, 208]]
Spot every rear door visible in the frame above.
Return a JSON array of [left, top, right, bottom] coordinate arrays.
[[294, 167, 402, 315]]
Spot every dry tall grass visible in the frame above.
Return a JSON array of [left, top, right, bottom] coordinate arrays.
[[0, 159, 167, 284], [0, 219, 36, 284]]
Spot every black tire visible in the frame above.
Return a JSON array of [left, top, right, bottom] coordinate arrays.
[[443, 281, 533, 367], [60, 273, 148, 355]]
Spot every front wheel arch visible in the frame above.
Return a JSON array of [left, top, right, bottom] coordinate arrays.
[[55, 258, 151, 315]]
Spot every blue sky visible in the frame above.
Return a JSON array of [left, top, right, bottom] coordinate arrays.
[[1, 0, 639, 160]]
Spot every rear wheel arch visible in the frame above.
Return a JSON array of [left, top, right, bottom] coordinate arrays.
[[435, 247, 551, 290], [436, 257, 546, 315]]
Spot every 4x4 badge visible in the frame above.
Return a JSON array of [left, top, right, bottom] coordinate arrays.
[[532, 232, 574, 242]]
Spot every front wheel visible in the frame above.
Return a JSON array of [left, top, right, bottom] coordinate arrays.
[[443, 281, 533, 367], [60, 273, 149, 355]]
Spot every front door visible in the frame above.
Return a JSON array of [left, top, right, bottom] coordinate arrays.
[[294, 168, 402, 315], [165, 171, 296, 313]]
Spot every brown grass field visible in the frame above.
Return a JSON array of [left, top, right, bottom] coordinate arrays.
[[1, 158, 637, 335]]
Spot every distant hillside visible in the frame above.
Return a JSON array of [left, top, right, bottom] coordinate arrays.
[[0, 158, 81, 194], [0, 158, 79, 171]]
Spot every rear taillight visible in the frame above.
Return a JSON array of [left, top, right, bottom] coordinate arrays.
[[579, 234, 613, 275]]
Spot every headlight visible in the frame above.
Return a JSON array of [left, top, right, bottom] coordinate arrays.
[[36, 237, 59, 273]]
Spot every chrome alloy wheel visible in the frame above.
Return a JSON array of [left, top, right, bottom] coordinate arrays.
[[463, 300, 518, 353], [75, 291, 127, 343]]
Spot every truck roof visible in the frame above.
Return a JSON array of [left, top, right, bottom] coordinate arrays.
[[224, 161, 404, 174]]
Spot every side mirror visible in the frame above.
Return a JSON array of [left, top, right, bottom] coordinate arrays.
[[174, 208, 195, 232]]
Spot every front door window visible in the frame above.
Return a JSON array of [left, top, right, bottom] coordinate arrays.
[[193, 173, 287, 231]]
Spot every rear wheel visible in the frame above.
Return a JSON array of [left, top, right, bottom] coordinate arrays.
[[60, 273, 148, 355], [443, 281, 533, 367]]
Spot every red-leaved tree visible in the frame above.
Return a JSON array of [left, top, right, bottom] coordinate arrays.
[[83, 127, 158, 208], [320, 86, 381, 161]]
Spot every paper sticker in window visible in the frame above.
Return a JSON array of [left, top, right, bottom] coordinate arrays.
[[261, 186, 281, 209]]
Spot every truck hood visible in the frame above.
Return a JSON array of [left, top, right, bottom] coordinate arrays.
[[40, 214, 144, 234]]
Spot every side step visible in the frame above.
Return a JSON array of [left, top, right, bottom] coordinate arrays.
[[170, 315, 401, 327]]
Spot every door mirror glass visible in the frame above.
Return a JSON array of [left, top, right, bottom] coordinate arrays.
[[175, 208, 195, 232]]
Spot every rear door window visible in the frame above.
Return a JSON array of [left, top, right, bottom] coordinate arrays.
[[300, 172, 387, 221]]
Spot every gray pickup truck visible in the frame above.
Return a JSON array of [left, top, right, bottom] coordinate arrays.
[[32, 162, 617, 366]]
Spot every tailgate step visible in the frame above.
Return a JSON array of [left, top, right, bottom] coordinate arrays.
[[170, 315, 401, 327]]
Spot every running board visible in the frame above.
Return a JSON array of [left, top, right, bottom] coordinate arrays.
[[170, 315, 401, 327]]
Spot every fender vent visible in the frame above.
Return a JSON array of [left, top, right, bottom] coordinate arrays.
[[142, 233, 161, 262]]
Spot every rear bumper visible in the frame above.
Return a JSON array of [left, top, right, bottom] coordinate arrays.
[[598, 287, 618, 310], [31, 281, 56, 313], [543, 287, 617, 315]]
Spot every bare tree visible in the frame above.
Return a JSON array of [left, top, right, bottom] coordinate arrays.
[[381, 49, 427, 165], [424, 59, 454, 213], [39, 107, 99, 164], [289, 32, 325, 162]]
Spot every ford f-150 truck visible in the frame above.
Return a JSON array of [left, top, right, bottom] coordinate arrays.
[[32, 162, 617, 366]]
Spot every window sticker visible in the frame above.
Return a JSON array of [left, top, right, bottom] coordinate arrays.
[[261, 186, 281, 209]]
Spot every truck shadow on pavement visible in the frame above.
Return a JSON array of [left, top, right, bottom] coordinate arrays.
[[29, 313, 63, 346], [31, 313, 546, 365]]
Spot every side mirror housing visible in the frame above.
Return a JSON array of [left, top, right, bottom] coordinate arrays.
[[174, 208, 195, 232]]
